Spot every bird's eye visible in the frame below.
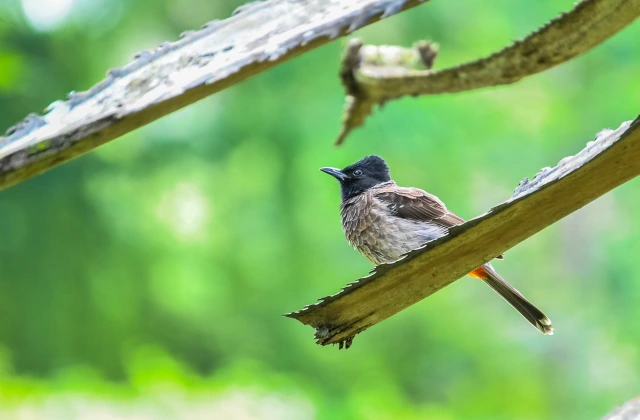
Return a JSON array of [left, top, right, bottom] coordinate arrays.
[[353, 169, 363, 176]]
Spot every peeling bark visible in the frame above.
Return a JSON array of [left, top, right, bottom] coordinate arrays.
[[0, 0, 426, 191]]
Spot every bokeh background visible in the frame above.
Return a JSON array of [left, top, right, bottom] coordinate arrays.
[[1, 0, 639, 419]]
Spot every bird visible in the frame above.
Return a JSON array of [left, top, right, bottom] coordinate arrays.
[[320, 155, 553, 335]]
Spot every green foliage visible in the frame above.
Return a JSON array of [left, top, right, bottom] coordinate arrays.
[[1, 0, 639, 418]]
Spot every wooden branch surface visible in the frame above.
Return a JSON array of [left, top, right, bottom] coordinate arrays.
[[337, 0, 640, 144], [0, 0, 426, 192], [286, 117, 640, 347], [602, 396, 640, 420]]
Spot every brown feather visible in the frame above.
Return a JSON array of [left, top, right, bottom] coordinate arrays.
[[373, 185, 504, 260], [374, 187, 465, 228]]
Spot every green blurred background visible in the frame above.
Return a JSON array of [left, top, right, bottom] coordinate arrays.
[[1, 0, 639, 419]]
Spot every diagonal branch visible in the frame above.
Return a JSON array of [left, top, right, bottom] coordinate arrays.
[[0, 0, 427, 192], [336, 0, 640, 144], [603, 396, 640, 420], [287, 116, 640, 348]]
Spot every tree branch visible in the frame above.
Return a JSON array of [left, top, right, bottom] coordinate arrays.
[[287, 117, 640, 348], [0, 0, 426, 191], [603, 396, 640, 420], [336, 0, 640, 144]]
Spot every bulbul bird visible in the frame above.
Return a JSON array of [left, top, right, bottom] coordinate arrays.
[[320, 155, 553, 335]]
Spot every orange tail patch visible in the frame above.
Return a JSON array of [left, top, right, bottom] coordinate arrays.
[[469, 267, 488, 279]]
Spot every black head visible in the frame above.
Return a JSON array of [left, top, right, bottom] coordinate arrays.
[[320, 155, 392, 200]]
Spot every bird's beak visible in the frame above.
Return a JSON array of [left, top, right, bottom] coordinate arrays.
[[320, 167, 347, 181]]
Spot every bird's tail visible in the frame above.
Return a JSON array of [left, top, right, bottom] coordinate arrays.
[[469, 264, 553, 335]]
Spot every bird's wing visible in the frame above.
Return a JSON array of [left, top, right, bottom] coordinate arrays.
[[374, 186, 504, 259], [374, 186, 465, 229]]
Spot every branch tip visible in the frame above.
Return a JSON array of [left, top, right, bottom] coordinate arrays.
[[414, 40, 438, 69]]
